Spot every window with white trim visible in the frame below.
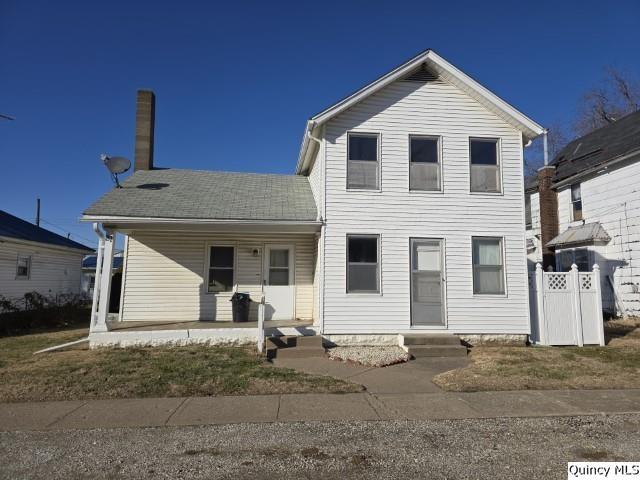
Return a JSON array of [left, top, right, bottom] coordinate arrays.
[[16, 255, 31, 279], [571, 183, 583, 221], [347, 133, 379, 190], [410, 136, 440, 191], [207, 246, 235, 293], [347, 235, 379, 293], [472, 237, 505, 294], [470, 138, 501, 193]]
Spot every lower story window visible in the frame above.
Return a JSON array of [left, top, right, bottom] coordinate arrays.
[[208, 246, 235, 293], [347, 235, 379, 293], [557, 248, 590, 272], [472, 237, 505, 294]]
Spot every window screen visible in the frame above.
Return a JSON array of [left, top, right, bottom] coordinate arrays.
[[347, 236, 379, 293], [208, 246, 234, 292], [472, 237, 504, 294], [268, 249, 290, 286], [571, 184, 583, 221], [410, 136, 440, 191], [348, 134, 379, 189], [470, 138, 500, 192]]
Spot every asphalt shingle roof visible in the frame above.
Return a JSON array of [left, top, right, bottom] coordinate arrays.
[[551, 109, 640, 183], [0, 210, 93, 252], [84, 169, 318, 222]]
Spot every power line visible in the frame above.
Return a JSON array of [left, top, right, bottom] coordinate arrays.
[[39, 218, 98, 247]]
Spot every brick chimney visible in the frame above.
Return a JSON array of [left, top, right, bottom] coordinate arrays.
[[537, 165, 558, 270], [134, 90, 155, 171]]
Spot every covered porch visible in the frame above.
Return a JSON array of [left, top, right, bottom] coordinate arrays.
[[85, 219, 322, 346]]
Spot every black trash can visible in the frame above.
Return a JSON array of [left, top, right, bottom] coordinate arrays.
[[230, 292, 251, 323]]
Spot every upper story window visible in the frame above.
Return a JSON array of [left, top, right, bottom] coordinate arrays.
[[347, 133, 379, 190], [16, 255, 31, 279], [409, 136, 441, 191], [347, 235, 379, 293], [208, 246, 235, 293], [472, 237, 505, 295], [470, 138, 501, 193], [525, 194, 532, 229], [571, 184, 582, 221]]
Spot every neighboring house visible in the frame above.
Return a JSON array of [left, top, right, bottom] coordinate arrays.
[[83, 49, 544, 346], [81, 253, 124, 295], [526, 110, 640, 316], [0, 210, 93, 303]]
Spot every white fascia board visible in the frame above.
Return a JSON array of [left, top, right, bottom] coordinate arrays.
[[295, 49, 544, 174]]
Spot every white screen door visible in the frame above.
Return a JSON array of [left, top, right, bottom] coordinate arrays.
[[411, 239, 445, 327], [263, 246, 294, 320]]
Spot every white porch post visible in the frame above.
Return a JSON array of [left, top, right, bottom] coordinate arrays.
[[90, 235, 105, 331], [94, 231, 115, 333], [535, 263, 547, 345], [570, 264, 584, 347], [257, 294, 265, 353]]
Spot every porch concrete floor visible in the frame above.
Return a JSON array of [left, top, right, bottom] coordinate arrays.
[[109, 319, 313, 331]]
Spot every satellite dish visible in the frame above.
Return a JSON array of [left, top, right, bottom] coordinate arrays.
[[101, 154, 131, 188]]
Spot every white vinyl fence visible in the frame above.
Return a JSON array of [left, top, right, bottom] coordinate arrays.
[[529, 263, 605, 346]]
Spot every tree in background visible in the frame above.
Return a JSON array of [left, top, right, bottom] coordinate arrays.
[[525, 68, 640, 176]]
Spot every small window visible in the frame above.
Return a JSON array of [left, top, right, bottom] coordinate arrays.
[[347, 133, 379, 190], [557, 248, 590, 272], [470, 138, 501, 193], [347, 235, 379, 293], [16, 255, 31, 279], [525, 194, 532, 229], [472, 237, 504, 294], [208, 246, 235, 293], [410, 136, 440, 191], [571, 184, 583, 221]]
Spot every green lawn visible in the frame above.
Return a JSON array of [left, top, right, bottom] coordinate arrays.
[[0, 329, 362, 403]]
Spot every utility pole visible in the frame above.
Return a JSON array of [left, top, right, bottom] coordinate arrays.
[[35, 198, 41, 226]]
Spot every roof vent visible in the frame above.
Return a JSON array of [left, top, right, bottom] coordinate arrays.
[[402, 64, 439, 83]]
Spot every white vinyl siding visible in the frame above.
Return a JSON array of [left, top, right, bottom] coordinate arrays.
[[120, 232, 316, 322], [555, 157, 640, 315], [321, 76, 530, 334], [0, 239, 84, 301]]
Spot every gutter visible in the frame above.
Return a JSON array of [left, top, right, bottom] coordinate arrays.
[[295, 121, 320, 175], [81, 216, 322, 226]]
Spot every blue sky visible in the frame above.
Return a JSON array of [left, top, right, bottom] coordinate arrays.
[[1, 0, 639, 249]]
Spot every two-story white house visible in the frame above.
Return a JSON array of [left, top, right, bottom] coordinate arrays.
[[83, 49, 544, 349], [526, 110, 640, 317]]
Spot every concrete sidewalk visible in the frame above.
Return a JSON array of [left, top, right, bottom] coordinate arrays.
[[1, 388, 639, 431]]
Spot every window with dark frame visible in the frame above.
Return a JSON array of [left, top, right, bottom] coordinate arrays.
[[16, 255, 30, 279], [472, 237, 505, 294], [347, 235, 379, 293], [571, 184, 583, 221], [557, 248, 590, 272], [410, 136, 440, 191], [208, 246, 235, 293], [470, 138, 500, 193], [525, 194, 532, 229], [347, 134, 379, 190]]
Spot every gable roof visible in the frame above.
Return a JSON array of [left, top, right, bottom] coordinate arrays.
[[551, 109, 640, 185], [296, 49, 545, 174], [0, 210, 93, 252], [83, 168, 318, 223]]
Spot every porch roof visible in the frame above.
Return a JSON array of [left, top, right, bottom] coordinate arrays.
[[83, 168, 318, 223], [547, 222, 611, 248]]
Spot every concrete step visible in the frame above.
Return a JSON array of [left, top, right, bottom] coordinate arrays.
[[407, 345, 468, 358], [402, 334, 461, 346], [269, 346, 326, 359], [266, 335, 323, 349]]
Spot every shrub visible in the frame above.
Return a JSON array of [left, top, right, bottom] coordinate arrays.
[[0, 292, 91, 336]]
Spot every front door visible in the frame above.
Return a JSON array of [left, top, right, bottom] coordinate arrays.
[[263, 246, 294, 320], [410, 238, 446, 327]]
